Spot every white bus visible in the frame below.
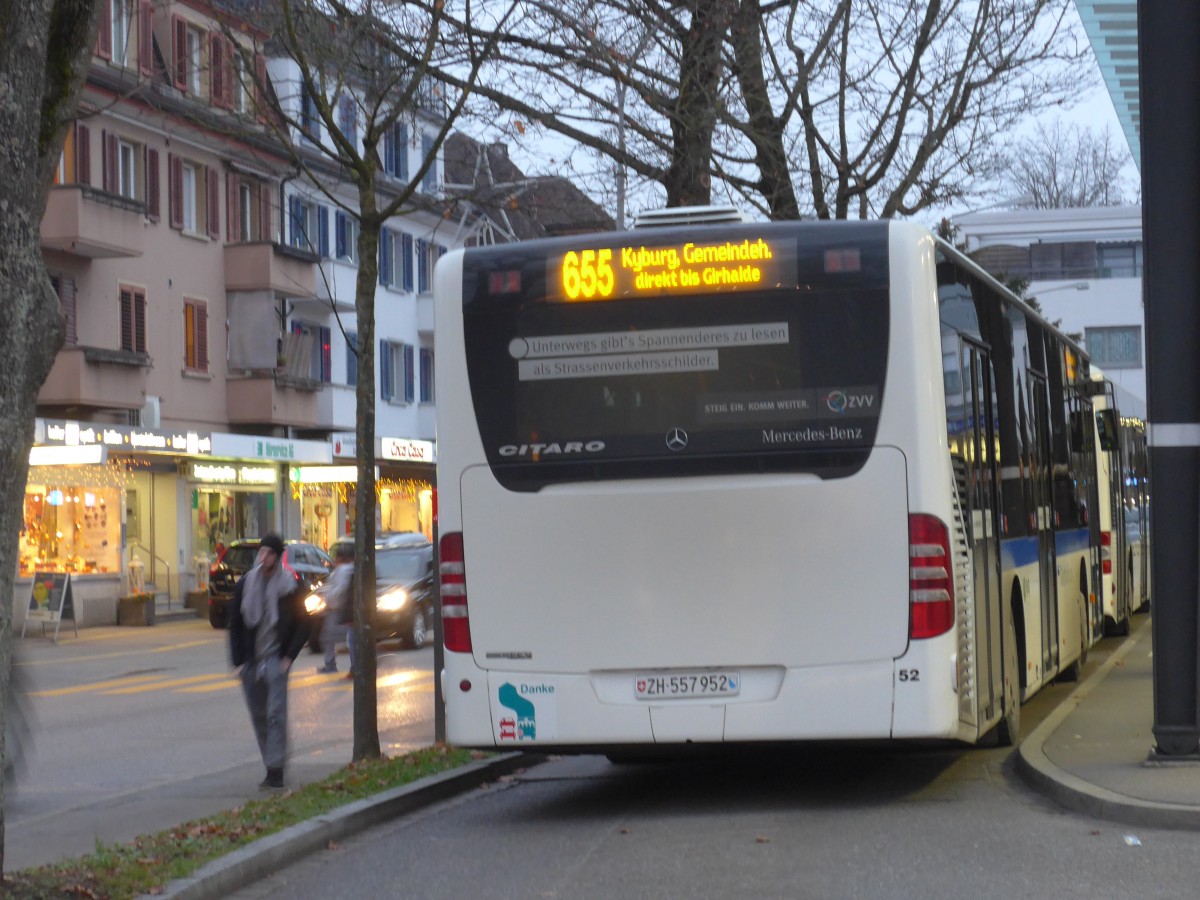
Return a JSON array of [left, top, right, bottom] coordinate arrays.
[[1087, 371, 1151, 636], [434, 211, 1110, 753]]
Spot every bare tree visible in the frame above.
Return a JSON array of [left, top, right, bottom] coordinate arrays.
[[0, 0, 98, 869], [426, 0, 1087, 221], [222, 0, 510, 761], [1003, 120, 1136, 209]]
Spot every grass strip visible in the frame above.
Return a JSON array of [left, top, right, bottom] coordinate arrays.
[[1, 745, 485, 899]]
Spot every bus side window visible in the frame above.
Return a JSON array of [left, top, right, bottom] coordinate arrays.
[[1070, 410, 1094, 452], [1095, 409, 1119, 452]]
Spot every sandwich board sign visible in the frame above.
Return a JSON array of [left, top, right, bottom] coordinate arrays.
[[22, 571, 79, 640]]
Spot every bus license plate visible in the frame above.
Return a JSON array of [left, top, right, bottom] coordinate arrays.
[[635, 671, 740, 700]]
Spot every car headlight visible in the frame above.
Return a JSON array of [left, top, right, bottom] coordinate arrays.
[[377, 586, 408, 613], [305, 592, 326, 615]]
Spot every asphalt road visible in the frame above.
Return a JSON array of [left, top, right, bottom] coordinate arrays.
[[216, 634, 1200, 900]]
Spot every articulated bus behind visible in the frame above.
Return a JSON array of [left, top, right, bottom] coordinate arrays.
[[434, 216, 1099, 754], [1087, 371, 1151, 635]]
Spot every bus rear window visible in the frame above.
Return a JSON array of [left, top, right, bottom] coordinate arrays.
[[462, 223, 891, 490]]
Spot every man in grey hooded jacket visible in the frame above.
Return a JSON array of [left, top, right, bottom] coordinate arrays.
[[229, 533, 310, 789]]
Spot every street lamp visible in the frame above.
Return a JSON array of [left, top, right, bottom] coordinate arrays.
[[1028, 281, 1090, 301]]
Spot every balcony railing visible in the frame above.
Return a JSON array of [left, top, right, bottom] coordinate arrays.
[[38, 346, 151, 411], [41, 185, 145, 258], [226, 370, 321, 428], [224, 241, 318, 297]]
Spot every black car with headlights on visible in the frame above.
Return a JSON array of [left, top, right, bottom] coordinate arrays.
[[304, 538, 436, 649], [208, 539, 333, 628]]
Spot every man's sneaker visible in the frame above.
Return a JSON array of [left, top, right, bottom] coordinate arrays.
[[316, 665, 337, 674], [259, 767, 284, 790]]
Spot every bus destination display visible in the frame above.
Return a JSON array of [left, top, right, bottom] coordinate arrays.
[[554, 236, 793, 301]]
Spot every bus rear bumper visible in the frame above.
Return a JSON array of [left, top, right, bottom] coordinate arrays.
[[441, 652, 961, 748]]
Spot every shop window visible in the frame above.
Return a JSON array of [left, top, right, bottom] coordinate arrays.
[[21, 480, 122, 577], [184, 298, 209, 372]]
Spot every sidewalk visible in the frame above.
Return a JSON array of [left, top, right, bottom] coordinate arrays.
[[1017, 613, 1200, 829]]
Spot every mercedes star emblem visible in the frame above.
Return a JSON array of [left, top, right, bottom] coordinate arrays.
[[665, 427, 689, 451]]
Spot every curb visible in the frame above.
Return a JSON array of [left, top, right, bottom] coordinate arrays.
[[1015, 618, 1200, 831], [146, 752, 543, 899]]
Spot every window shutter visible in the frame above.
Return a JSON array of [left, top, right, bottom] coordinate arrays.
[[172, 16, 187, 88], [259, 183, 272, 242], [401, 233, 414, 291], [317, 206, 329, 258], [53, 276, 79, 346], [380, 340, 393, 400], [335, 211, 346, 258], [254, 54, 269, 122], [138, 0, 154, 76], [206, 166, 220, 239], [146, 148, 160, 220], [75, 124, 91, 185], [379, 228, 392, 286], [168, 154, 183, 229], [197, 303, 208, 370], [417, 238, 429, 292], [346, 332, 358, 386], [102, 131, 118, 194], [134, 290, 147, 353], [97, 0, 113, 60], [398, 123, 409, 180], [226, 173, 239, 241], [288, 195, 302, 248], [210, 33, 224, 106], [403, 343, 415, 403], [120, 288, 133, 351]]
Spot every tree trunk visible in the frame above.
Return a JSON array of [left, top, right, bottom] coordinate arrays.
[[664, 0, 734, 207], [351, 189, 382, 763], [0, 0, 98, 871]]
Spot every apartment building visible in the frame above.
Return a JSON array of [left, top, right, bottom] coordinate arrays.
[[955, 206, 1146, 417], [26, 0, 610, 627]]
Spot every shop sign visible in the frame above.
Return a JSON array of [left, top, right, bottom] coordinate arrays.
[[190, 463, 279, 485], [290, 465, 378, 484], [29, 445, 107, 466], [332, 432, 357, 458], [41, 420, 212, 456], [381, 437, 436, 463], [210, 433, 333, 464]]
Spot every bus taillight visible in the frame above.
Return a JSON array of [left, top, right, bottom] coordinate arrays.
[[1100, 530, 1113, 575], [440, 532, 472, 653], [908, 514, 955, 639]]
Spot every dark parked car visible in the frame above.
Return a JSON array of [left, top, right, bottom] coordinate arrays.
[[207, 539, 333, 628], [304, 539, 436, 649]]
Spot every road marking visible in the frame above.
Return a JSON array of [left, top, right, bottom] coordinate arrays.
[[103, 674, 230, 695], [29, 674, 162, 698]]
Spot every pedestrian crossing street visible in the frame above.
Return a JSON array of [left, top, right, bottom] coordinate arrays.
[[28, 668, 435, 698]]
